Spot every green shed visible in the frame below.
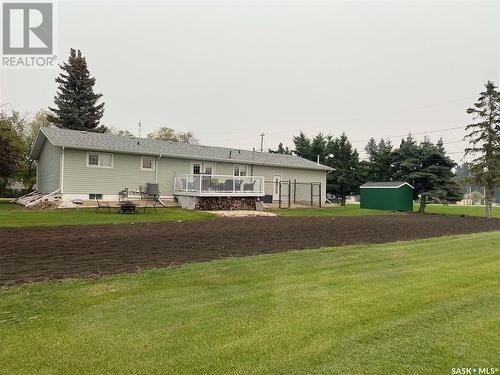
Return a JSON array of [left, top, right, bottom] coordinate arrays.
[[360, 182, 414, 211]]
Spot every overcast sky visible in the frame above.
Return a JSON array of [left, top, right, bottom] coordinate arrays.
[[1, 0, 499, 161]]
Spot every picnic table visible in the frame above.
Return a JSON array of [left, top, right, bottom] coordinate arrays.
[[118, 201, 137, 214]]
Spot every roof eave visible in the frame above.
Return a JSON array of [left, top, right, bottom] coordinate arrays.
[[29, 127, 48, 160]]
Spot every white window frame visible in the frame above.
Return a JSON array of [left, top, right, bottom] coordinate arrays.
[[233, 164, 249, 176], [191, 161, 202, 175], [141, 156, 155, 171], [86, 152, 113, 169], [191, 161, 215, 175], [203, 162, 214, 175]]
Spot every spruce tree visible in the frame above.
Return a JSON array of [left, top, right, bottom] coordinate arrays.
[[326, 133, 361, 206], [292, 132, 313, 160], [402, 138, 462, 213], [371, 139, 393, 181], [465, 81, 500, 218], [364, 138, 378, 162], [48, 49, 105, 132]]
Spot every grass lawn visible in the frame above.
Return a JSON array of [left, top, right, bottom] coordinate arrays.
[[271, 203, 500, 219], [269, 203, 389, 217], [0, 200, 216, 228], [1, 232, 499, 374], [422, 203, 500, 218]]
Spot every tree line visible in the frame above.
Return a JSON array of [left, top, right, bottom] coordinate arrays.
[[270, 131, 462, 213]]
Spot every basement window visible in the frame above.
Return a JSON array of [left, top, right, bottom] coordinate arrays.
[[89, 193, 103, 200], [87, 152, 113, 168]]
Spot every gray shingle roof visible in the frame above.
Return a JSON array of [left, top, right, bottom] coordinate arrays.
[[360, 181, 414, 189], [33, 127, 331, 171]]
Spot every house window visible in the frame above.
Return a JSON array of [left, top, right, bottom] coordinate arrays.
[[192, 163, 201, 174], [89, 193, 103, 200], [87, 153, 113, 168], [204, 163, 213, 175], [141, 157, 155, 171], [234, 165, 248, 176]]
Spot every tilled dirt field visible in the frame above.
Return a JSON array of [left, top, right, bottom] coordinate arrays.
[[1, 214, 500, 284]]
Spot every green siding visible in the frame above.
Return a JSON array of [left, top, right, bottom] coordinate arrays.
[[37, 140, 61, 194], [60, 148, 327, 198], [63, 149, 156, 195], [360, 185, 413, 211]]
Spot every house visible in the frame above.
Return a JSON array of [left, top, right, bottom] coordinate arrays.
[[360, 182, 414, 211], [29, 127, 330, 207]]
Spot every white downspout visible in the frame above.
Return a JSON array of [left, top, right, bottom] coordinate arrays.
[[60, 147, 65, 194], [156, 154, 161, 183]]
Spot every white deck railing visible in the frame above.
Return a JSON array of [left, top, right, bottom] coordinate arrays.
[[173, 174, 265, 197]]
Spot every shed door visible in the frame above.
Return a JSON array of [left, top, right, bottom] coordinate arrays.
[[273, 175, 281, 200]]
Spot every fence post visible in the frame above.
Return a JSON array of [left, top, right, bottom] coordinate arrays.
[[319, 182, 322, 208], [288, 180, 292, 208], [293, 179, 297, 204], [278, 181, 281, 208]]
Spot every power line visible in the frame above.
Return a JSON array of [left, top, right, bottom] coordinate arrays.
[[211, 96, 474, 145], [351, 126, 465, 144]]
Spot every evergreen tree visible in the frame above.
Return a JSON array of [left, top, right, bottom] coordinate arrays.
[[393, 134, 419, 184], [48, 49, 105, 132], [364, 137, 378, 162], [371, 139, 393, 181], [292, 132, 313, 161], [326, 133, 361, 206], [269, 142, 292, 155], [311, 133, 330, 163], [402, 138, 462, 213], [465, 81, 500, 218]]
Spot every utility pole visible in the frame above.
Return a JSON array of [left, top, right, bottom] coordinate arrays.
[[138, 121, 142, 138], [259, 133, 265, 152]]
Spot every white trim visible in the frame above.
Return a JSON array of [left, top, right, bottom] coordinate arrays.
[[61, 147, 65, 193], [140, 156, 155, 171], [86, 152, 113, 168], [360, 182, 414, 189], [190, 161, 215, 175], [58, 193, 175, 202], [233, 164, 250, 176]]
